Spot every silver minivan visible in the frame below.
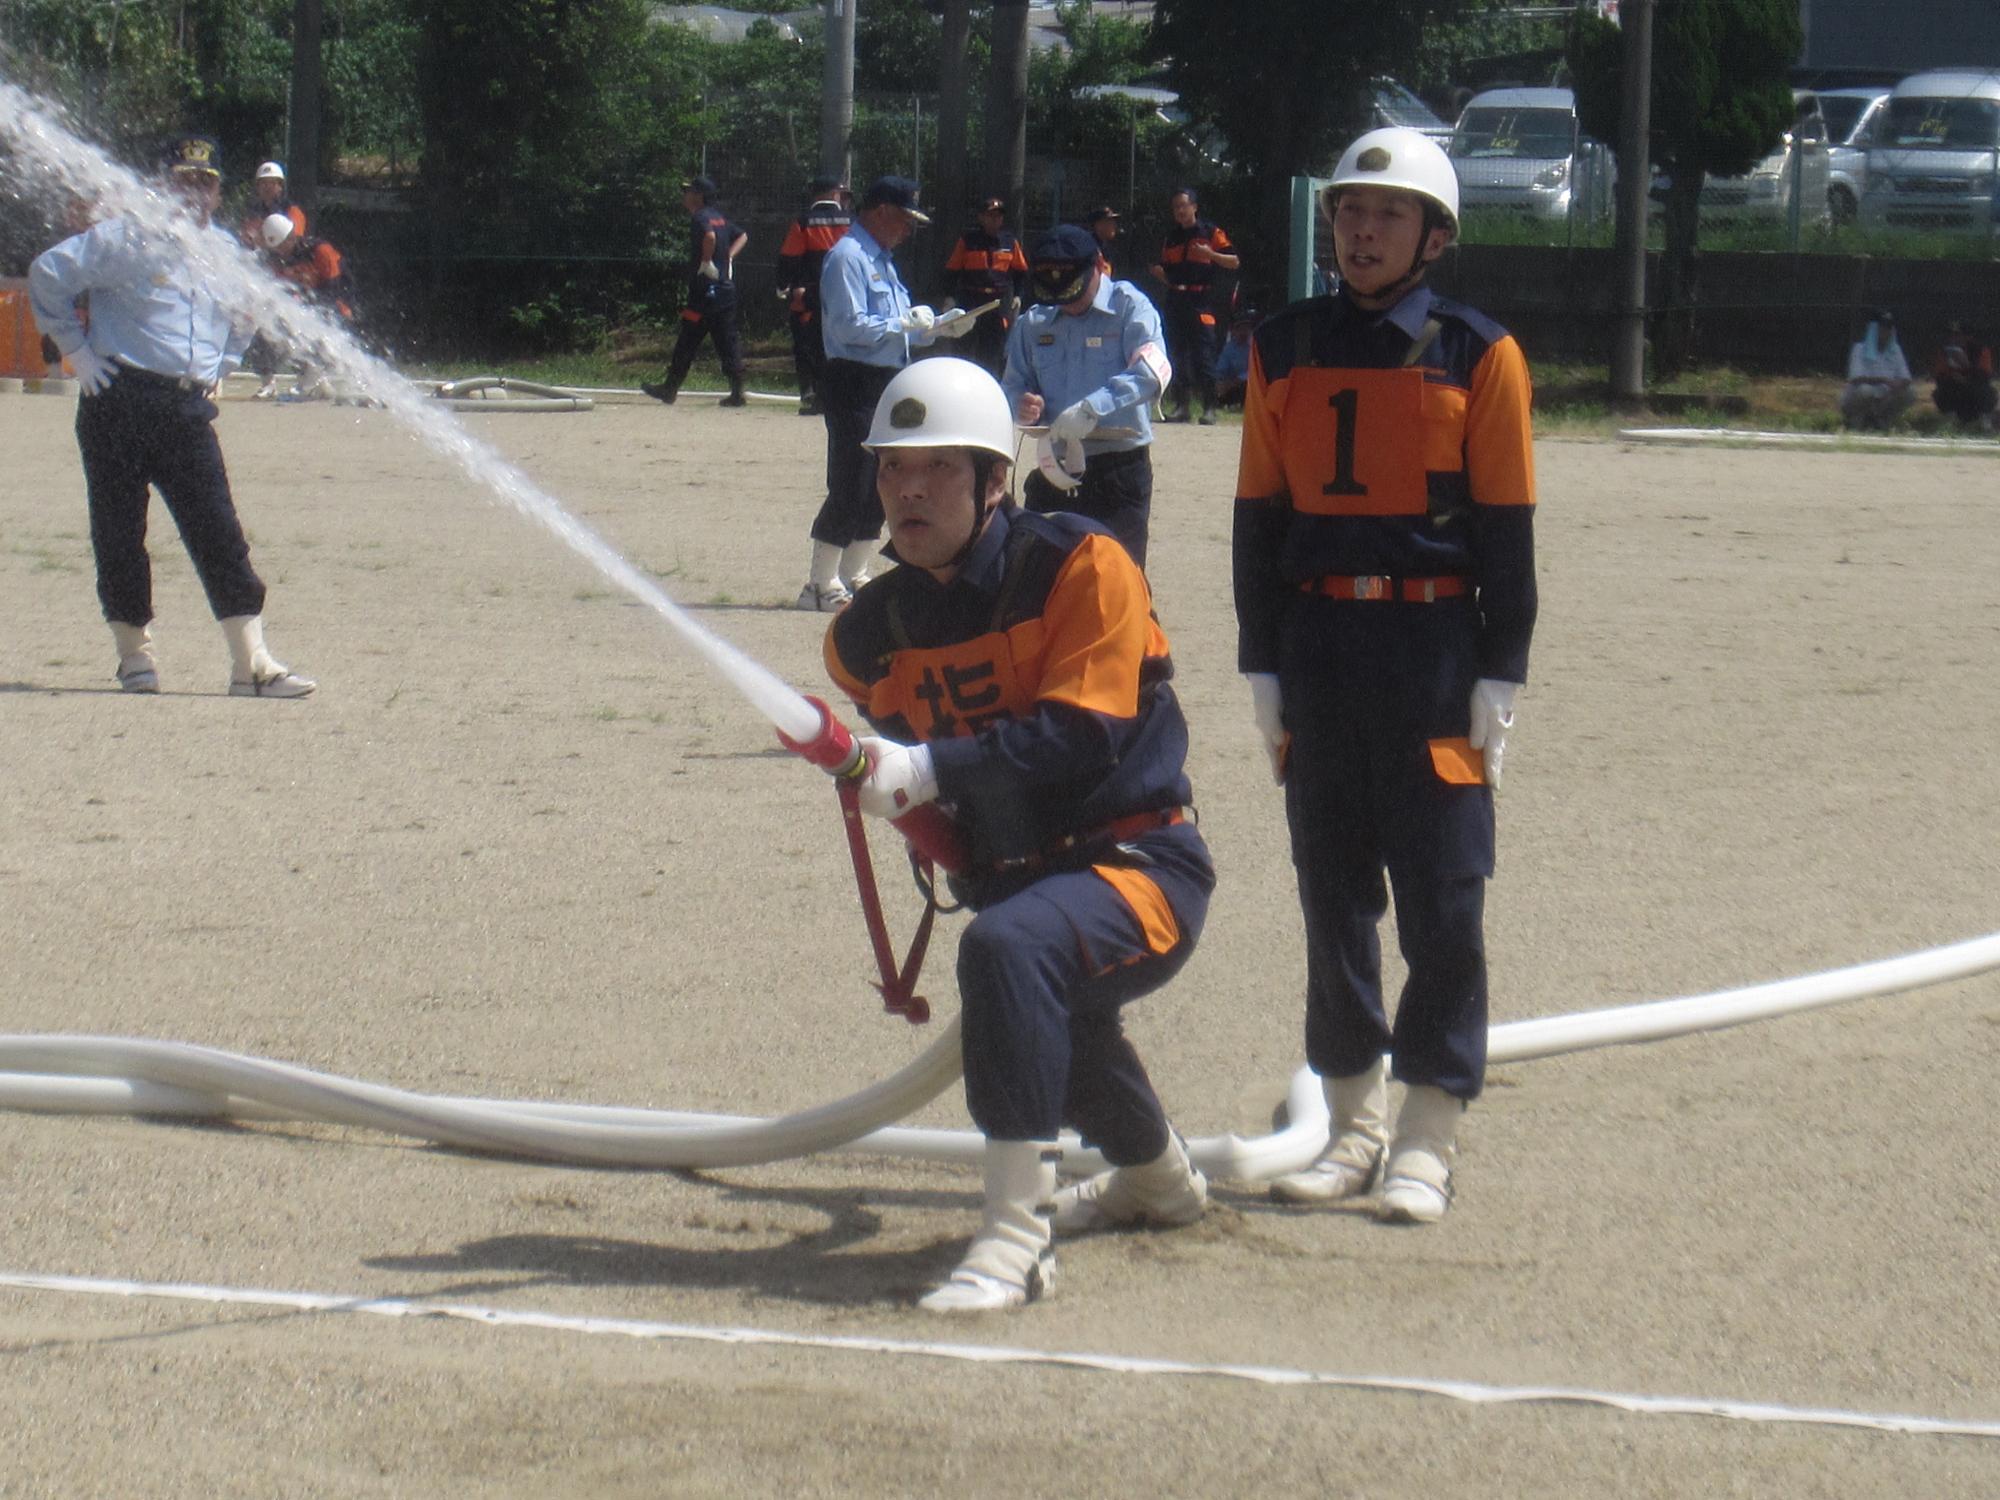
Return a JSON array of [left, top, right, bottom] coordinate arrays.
[[1448, 87, 1613, 223], [1861, 70, 2000, 233], [1818, 86, 1890, 224]]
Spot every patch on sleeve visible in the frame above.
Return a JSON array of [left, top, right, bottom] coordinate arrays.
[[1131, 340, 1170, 388]]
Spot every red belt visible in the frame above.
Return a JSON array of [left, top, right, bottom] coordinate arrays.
[[1302, 574, 1469, 603]]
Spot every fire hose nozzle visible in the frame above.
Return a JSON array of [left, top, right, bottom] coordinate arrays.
[[776, 695, 866, 778], [780, 696, 970, 875]]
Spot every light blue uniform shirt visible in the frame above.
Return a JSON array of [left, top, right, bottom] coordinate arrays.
[[1001, 277, 1168, 453], [819, 218, 937, 368], [29, 216, 254, 385]]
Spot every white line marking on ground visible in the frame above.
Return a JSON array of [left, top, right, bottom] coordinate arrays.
[[2, 1270, 1996, 1440]]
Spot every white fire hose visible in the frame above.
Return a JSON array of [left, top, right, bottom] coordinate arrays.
[[3, 931, 1996, 1180]]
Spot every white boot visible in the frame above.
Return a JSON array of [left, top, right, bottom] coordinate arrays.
[[1270, 1057, 1389, 1204], [222, 614, 316, 699], [795, 540, 851, 612], [919, 1140, 1059, 1313], [837, 538, 881, 592], [110, 620, 158, 694], [1051, 1131, 1207, 1235], [1378, 1084, 1464, 1225]]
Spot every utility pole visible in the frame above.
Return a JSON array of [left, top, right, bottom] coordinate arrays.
[[985, 0, 1029, 219], [1611, 0, 1652, 408], [934, 0, 972, 238], [286, 0, 322, 209], [819, 0, 856, 186]]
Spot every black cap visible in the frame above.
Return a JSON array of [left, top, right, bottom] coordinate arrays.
[[1031, 224, 1100, 265], [162, 134, 222, 177], [976, 194, 1006, 214], [859, 175, 931, 225], [808, 174, 845, 198], [682, 175, 718, 199], [1083, 205, 1120, 226]]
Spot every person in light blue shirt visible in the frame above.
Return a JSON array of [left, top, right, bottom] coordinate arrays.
[[799, 175, 976, 610], [1001, 224, 1171, 568], [29, 133, 314, 698]]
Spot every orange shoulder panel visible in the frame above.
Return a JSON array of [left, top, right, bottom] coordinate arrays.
[[823, 621, 869, 711], [1234, 340, 1290, 503], [1033, 534, 1156, 719], [1465, 334, 1536, 508]]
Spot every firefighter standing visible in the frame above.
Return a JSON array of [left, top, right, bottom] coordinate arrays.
[[775, 176, 850, 417], [1001, 224, 1170, 567], [241, 162, 306, 399], [828, 357, 1214, 1312], [644, 176, 749, 408], [1150, 188, 1238, 424], [1232, 128, 1537, 1225], [28, 134, 315, 699], [941, 195, 1027, 377]]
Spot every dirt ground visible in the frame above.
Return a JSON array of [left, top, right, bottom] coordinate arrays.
[[3, 382, 1999, 1498]]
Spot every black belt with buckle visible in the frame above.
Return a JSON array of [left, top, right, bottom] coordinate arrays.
[[116, 362, 204, 393]]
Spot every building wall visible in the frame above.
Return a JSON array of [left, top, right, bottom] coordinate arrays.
[[1802, 0, 2000, 73]]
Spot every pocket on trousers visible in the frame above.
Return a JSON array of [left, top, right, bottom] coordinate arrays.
[[1427, 737, 1485, 786]]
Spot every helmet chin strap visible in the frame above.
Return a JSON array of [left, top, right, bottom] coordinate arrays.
[[942, 453, 1004, 572]]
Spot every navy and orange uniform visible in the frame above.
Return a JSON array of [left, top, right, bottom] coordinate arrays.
[[273, 236, 355, 321], [1232, 283, 1537, 1103], [663, 203, 747, 390], [942, 225, 1027, 376], [1155, 216, 1234, 417], [827, 504, 1214, 1156], [775, 197, 850, 410]]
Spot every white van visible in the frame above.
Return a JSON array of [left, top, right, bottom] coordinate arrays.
[[1448, 87, 1614, 223], [1861, 70, 2000, 233]]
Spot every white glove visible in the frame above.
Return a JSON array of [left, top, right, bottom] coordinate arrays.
[[1468, 679, 1518, 792], [68, 346, 116, 396], [855, 736, 939, 820], [698, 260, 721, 281], [900, 305, 938, 336], [1049, 399, 1099, 443], [931, 309, 977, 339], [1035, 435, 1084, 491], [1247, 673, 1287, 785]]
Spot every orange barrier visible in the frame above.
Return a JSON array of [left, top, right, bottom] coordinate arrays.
[[0, 278, 65, 379]]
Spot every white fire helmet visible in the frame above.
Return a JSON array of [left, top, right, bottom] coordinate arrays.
[[260, 213, 298, 250], [864, 357, 1015, 460], [1323, 126, 1460, 233]]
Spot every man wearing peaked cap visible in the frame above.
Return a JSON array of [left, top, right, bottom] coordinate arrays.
[[29, 131, 316, 697], [999, 223, 1170, 568], [795, 174, 974, 611]]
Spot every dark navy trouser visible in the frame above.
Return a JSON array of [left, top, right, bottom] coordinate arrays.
[[1021, 447, 1153, 569], [1280, 594, 1494, 1100], [956, 824, 1212, 1162], [810, 359, 897, 547], [1161, 294, 1218, 413], [665, 283, 744, 384], [77, 372, 266, 626]]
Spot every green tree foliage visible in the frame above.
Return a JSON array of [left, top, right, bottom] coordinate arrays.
[[1147, 0, 1466, 305], [1569, 0, 1802, 370]]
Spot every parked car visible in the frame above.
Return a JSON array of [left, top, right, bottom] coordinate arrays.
[[1369, 77, 1454, 144], [1448, 86, 1614, 223], [1819, 86, 1891, 225], [1699, 89, 1831, 225], [1861, 70, 2000, 233]]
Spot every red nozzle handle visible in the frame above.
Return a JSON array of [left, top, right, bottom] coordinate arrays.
[[777, 694, 864, 777]]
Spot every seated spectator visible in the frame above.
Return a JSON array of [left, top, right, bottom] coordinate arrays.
[[1840, 310, 1913, 431], [1932, 321, 1997, 432], [1212, 307, 1259, 410]]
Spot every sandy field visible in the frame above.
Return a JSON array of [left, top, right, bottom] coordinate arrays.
[[3, 381, 1998, 1498]]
